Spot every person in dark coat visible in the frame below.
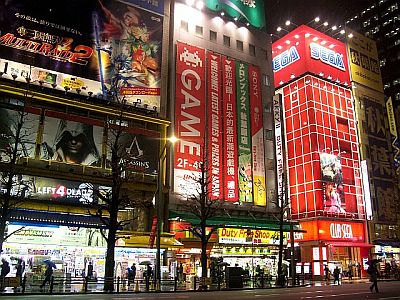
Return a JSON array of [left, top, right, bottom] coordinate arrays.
[[0, 259, 10, 290], [369, 263, 380, 293], [333, 266, 341, 285], [15, 259, 25, 286], [40, 265, 53, 289], [87, 261, 94, 279]]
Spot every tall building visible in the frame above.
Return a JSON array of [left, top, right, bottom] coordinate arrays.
[[272, 25, 370, 279]]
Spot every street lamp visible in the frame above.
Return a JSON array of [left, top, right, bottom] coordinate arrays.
[[155, 135, 178, 291]]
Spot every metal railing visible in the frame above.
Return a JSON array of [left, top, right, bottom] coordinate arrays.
[[0, 273, 312, 294]]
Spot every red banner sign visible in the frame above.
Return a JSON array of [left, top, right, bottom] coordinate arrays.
[[174, 42, 206, 195], [148, 216, 158, 249], [222, 56, 239, 201], [207, 51, 223, 200]]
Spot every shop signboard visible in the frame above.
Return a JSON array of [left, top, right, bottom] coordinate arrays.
[[294, 220, 365, 243], [222, 56, 239, 202], [355, 85, 397, 222], [272, 25, 350, 88], [0, 0, 163, 111], [207, 51, 223, 200], [204, 0, 266, 29], [0, 106, 40, 163], [218, 228, 287, 245], [174, 41, 206, 197], [273, 94, 284, 205], [347, 31, 383, 92], [386, 97, 400, 173], [249, 65, 266, 206], [236, 61, 253, 203], [6, 225, 107, 247]]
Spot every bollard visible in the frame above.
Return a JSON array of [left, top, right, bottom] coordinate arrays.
[[135, 280, 140, 293], [49, 276, 54, 294], [117, 276, 120, 293]]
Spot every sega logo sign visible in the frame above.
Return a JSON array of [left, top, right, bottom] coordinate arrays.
[[272, 46, 300, 72], [310, 42, 346, 71]]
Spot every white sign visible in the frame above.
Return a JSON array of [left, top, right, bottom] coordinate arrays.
[[361, 160, 373, 220], [273, 94, 284, 205]]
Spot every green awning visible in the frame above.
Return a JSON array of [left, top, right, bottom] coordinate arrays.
[[169, 211, 304, 232]]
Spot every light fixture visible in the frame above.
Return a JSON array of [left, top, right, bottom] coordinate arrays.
[[285, 20, 291, 26], [196, 1, 204, 10], [186, 0, 194, 6], [234, 17, 238, 21], [348, 33, 354, 38], [323, 22, 329, 27], [332, 25, 337, 30], [220, 11, 225, 16], [315, 17, 320, 23], [277, 26, 282, 32]]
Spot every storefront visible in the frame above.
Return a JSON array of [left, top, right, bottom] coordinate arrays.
[[294, 219, 372, 279], [3, 224, 181, 281]]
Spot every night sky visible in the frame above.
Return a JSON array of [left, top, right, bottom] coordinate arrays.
[[265, 0, 376, 33]]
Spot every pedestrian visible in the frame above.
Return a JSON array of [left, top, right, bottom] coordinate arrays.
[[87, 261, 93, 279], [368, 262, 380, 293], [324, 265, 330, 281], [15, 259, 24, 286], [0, 259, 10, 291], [40, 264, 53, 290], [177, 263, 183, 283], [357, 263, 362, 279], [348, 265, 353, 281], [128, 263, 136, 286], [333, 266, 341, 285]]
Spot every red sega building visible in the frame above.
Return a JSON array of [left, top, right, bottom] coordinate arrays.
[[272, 25, 371, 278]]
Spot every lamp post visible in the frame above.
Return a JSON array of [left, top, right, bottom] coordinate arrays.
[[155, 135, 177, 291]]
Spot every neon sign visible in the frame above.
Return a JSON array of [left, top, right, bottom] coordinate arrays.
[[310, 42, 345, 71], [272, 46, 300, 72]]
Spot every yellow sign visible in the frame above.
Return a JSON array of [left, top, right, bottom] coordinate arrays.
[[386, 97, 397, 137], [61, 77, 84, 89], [347, 31, 383, 92], [218, 228, 288, 245]]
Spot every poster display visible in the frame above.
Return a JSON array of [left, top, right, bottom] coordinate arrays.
[[236, 61, 253, 203], [174, 42, 206, 197], [222, 56, 239, 202], [41, 112, 103, 166], [207, 51, 223, 200], [249, 65, 266, 206], [0, 0, 163, 111], [0, 106, 40, 162]]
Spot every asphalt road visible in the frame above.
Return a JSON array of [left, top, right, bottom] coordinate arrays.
[[2, 281, 400, 300]]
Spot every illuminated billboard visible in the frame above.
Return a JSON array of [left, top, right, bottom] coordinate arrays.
[[0, 0, 163, 111], [205, 0, 266, 29], [347, 31, 383, 92], [272, 25, 350, 88], [278, 75, 363, 219]]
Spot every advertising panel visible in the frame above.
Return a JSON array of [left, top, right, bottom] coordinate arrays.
[[106, 126, 160, 174], [204, 0, 266, 28], [386, 97, 400, 173], [272, 25, 350, 88], [207, 51, 223, 200], [0, 0, 163, 111], [320, 153, 345, 213], [222, 57, 239, 202], [174, 42, 206, 196], [0, 106, 40, 162], [347, 31, 383, 92], [236, 61, 253, 203], [273, 94, 284, 205], [0, 174, 110, 204], [294, 220, 365, 243], [6, 225, 107, 247], [218, 228, 288, 245], [41, 111, 104, 166], [249, 65, 266, 206]]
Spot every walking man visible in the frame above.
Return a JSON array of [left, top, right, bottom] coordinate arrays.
[[369, 262, 380, 293], [333, 266, 341, 285]]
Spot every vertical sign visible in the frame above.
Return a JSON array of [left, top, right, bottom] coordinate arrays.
[[273, 94, 284, 206], [361, 160, 373, 220], [207, 51, 223, 199], [174, 42, 206, 196], [248, 65, 266, 206], [222, 57, 239, 202], [236, 61, 253, 203], [148, 216, 158, 249], [386, 97, 400, 173]]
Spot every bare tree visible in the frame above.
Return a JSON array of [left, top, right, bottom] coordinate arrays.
[[270, 172, 289, 286], [0, 99, 36, 253], [178, 144, 225, 289]]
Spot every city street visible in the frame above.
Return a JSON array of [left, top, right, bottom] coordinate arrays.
[[1, 281, 400, 300]]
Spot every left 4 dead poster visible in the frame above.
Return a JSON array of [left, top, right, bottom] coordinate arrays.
[[0, 0, 163, 111]]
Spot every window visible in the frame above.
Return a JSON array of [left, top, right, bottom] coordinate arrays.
[[180, 20, 188, 32], [223, 35, 230, 47], [263, 74, 270, 86], [209, 30, 217, 42], [195, 25, 203, 36], [265, 129, 273, 140], [249, 44, 256, 56], [236, 40, 243, 51]]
